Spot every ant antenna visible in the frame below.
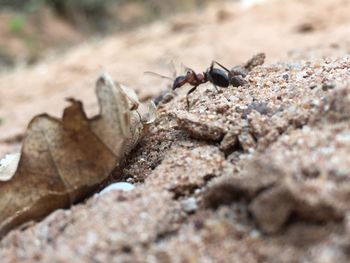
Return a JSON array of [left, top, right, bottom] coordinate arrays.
[[180, 62, 188, 73], [184, 66, 196, 74], [168, 60, 177, 78], [145, 60, 180, 81], [144, 71, 173, 81], [212, 61, 231, 74]]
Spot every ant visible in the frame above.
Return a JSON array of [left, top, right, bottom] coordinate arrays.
[[172, 61, 247, 109], [146, 60, 252, 109]]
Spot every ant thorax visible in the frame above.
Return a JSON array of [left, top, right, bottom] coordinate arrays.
[[196, 73, 207, 84]]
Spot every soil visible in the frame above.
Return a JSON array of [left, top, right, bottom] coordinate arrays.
[[0, 0, 350, 262]]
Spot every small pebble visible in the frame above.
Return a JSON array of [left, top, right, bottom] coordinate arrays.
[[249, 229, 261, 239], [322, 82, 336, 91], [287, 63, 301, 70], [282, 73, 289, 81], [309, 84, 317, 90], [99, 182, 135, 195], [181, 197, 198, 213]]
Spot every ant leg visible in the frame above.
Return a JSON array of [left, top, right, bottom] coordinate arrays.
[[212, 83, 219, 93], [186, 85, 198, 110], [209, 61, 215, 71], [212, 61, 231, 74], [208, 75, 231, 102], [205, 71, 219, 93]]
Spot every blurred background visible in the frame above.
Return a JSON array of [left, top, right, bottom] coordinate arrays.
[[0, 0, 211, 69], [0, 0, 349, 155], [0, 0, 349, 72]]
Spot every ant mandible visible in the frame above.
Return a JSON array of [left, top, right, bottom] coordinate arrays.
[[172, 61, 246, 109]]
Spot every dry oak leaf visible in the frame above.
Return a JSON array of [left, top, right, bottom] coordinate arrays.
[[0, 72, 156, 237]]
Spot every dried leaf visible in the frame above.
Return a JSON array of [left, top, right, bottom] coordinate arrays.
[[0, 72, 155, 237]]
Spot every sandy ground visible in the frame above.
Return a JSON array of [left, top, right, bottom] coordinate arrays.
[[0, 0, 349, 155], [0, 0, 350, 262]]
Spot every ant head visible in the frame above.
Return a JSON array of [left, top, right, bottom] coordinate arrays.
[[172, 75, 187, 90], [185, 68, 197, 79], [172, 67, 196, 90], [184, 68, 198, 83], [186, 68, 195, 76]]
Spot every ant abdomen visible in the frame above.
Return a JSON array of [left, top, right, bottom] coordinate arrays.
[[207, 68, 230, 88]]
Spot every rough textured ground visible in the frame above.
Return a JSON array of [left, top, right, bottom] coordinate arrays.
[[1, 0, 350, 262], [1, 0, 349, 155]]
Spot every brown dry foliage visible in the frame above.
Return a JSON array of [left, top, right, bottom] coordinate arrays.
[[0, 73, 155, 237]]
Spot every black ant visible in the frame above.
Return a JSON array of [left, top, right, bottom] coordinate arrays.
[[172, 61, 247, 109], [146, 60, 252, 109]]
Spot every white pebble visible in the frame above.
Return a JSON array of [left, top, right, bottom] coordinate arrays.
[[99, 182, 135, 195], [181, 197, 198, 213]]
